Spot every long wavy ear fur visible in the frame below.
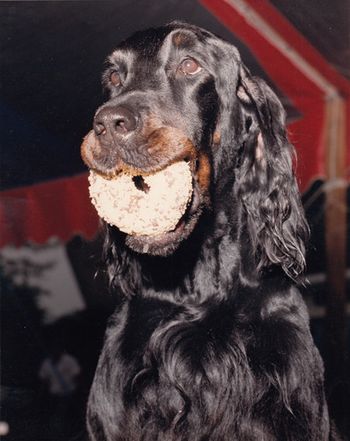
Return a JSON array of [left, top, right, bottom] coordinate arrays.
[[102, 224, 140, 297], [235, 66, 309, 281]]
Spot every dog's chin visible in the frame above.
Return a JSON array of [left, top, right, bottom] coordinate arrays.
[[125, 186, 204, 257], [125, 211, 201, 256]]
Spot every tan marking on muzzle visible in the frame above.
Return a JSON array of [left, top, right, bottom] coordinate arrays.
[[146, 126, 197, 163], [80, 126, 198, 177], [81, 131, 106, 170]]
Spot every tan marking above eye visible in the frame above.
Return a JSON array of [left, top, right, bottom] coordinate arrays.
[[172, 31, 194, 47], [179, 58, 202, 75], [173, 32, 187, 46], [110, 71, 122, 86]]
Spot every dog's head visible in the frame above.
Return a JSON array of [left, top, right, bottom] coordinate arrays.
[[82, 22, 308, 279]]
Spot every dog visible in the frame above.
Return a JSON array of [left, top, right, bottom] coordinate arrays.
[[81, 21, 336, 441]]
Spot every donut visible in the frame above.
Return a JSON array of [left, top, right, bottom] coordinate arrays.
[[88, 161, 193, 236]]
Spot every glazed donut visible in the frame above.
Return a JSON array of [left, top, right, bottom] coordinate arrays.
[[88, 161, 193, 236]]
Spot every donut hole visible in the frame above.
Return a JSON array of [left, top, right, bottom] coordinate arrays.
[[132, 175, 150, 193]]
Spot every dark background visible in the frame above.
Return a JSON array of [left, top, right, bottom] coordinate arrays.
[[1, 2, 349, 440]]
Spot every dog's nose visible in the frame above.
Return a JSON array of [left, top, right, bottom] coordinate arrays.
[[93, 106, 138, 138]]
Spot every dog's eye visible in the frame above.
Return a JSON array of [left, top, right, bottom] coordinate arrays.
[[179, 58, 202, 75], [110, 71, 122, 87]]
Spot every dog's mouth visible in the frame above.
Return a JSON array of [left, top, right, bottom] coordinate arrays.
[[82, 129, 210, 256], [125, 158, 208, 256]]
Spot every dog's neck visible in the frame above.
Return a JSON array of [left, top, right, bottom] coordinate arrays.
[[134, 205, 243, 304]]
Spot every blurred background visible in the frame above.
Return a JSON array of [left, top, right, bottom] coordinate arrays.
[[0, 1, 349, 440]]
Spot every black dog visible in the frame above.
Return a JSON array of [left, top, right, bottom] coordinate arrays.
[[82, 22, 336, 441]]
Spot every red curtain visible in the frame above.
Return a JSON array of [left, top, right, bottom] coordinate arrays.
[[0, 174, 99, 247]]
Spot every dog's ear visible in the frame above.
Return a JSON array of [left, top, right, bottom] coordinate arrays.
[[102, 224, 141, 297], [209, 39, 243, 161], [235, 66, 309, 281]]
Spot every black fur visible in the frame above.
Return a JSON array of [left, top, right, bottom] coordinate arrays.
[[85, 22, 336, 440]]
